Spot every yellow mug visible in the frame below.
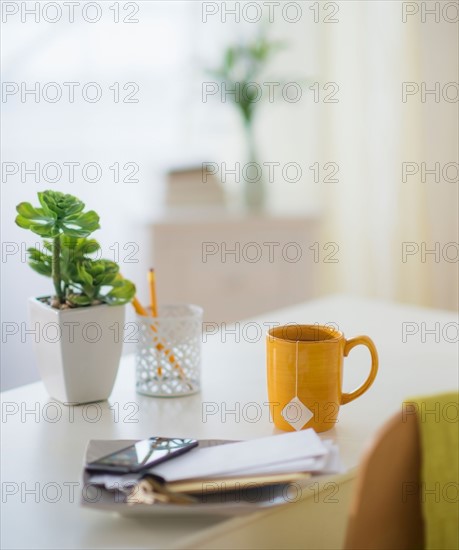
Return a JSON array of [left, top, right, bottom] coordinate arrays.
[[266, 324, 378, 433]]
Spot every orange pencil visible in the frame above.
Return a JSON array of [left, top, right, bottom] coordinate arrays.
[[148, 268, 158, 317], [147, 269, 160, 377], [147, 269, 159, 376], [132, 296, 148, 317]]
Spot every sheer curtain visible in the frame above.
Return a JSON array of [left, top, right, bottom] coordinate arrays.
[[317, 1, 458, 310]]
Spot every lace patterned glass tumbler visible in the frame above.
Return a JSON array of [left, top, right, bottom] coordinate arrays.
[[136, 304, 203, 397]]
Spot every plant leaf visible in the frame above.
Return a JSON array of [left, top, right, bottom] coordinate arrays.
[[76, 263, 93, 286], [16, 202, 55, 221], [104, 279, 136, 305], [62, 210, 100, 237]]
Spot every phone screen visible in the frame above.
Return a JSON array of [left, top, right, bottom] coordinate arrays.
[[87, 437, 198, 473]]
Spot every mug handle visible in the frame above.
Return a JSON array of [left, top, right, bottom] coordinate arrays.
[[341, 336, 379, 405]]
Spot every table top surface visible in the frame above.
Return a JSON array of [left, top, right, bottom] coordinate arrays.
[[1, 294, 458, 549]]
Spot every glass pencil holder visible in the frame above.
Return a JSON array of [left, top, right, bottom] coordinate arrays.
[[135, 304, 203, 397]]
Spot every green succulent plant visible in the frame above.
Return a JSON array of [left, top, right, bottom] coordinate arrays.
[[16, 191, 135, 308]]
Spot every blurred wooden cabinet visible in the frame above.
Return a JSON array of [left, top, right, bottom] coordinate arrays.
[[152, 212, 320, 323]]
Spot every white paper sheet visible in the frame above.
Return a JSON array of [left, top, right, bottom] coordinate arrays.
[[219, 441, 343, 477], [151, 429, 327, 482]]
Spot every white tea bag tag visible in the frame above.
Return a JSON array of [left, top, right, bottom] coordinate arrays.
[[281, 341, 313, 431], [281, 396, 313, 431]]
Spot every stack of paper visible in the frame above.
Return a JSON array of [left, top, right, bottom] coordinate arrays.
[[88, 430, 343, 499], [152, 430, 335, 481]]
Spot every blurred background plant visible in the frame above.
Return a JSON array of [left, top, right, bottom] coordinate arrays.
[[207, 32, 287, 211]]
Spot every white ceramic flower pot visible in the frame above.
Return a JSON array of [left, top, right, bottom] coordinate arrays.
[[29, 297, 125, 404]]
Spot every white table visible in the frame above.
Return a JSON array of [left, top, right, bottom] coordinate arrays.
[[1, 295, 458, 550]]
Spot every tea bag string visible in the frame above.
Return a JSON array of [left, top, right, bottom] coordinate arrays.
[[295, 339, 299, 397]]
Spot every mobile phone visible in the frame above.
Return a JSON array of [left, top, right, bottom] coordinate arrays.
[[86, 437, 198, 474]]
